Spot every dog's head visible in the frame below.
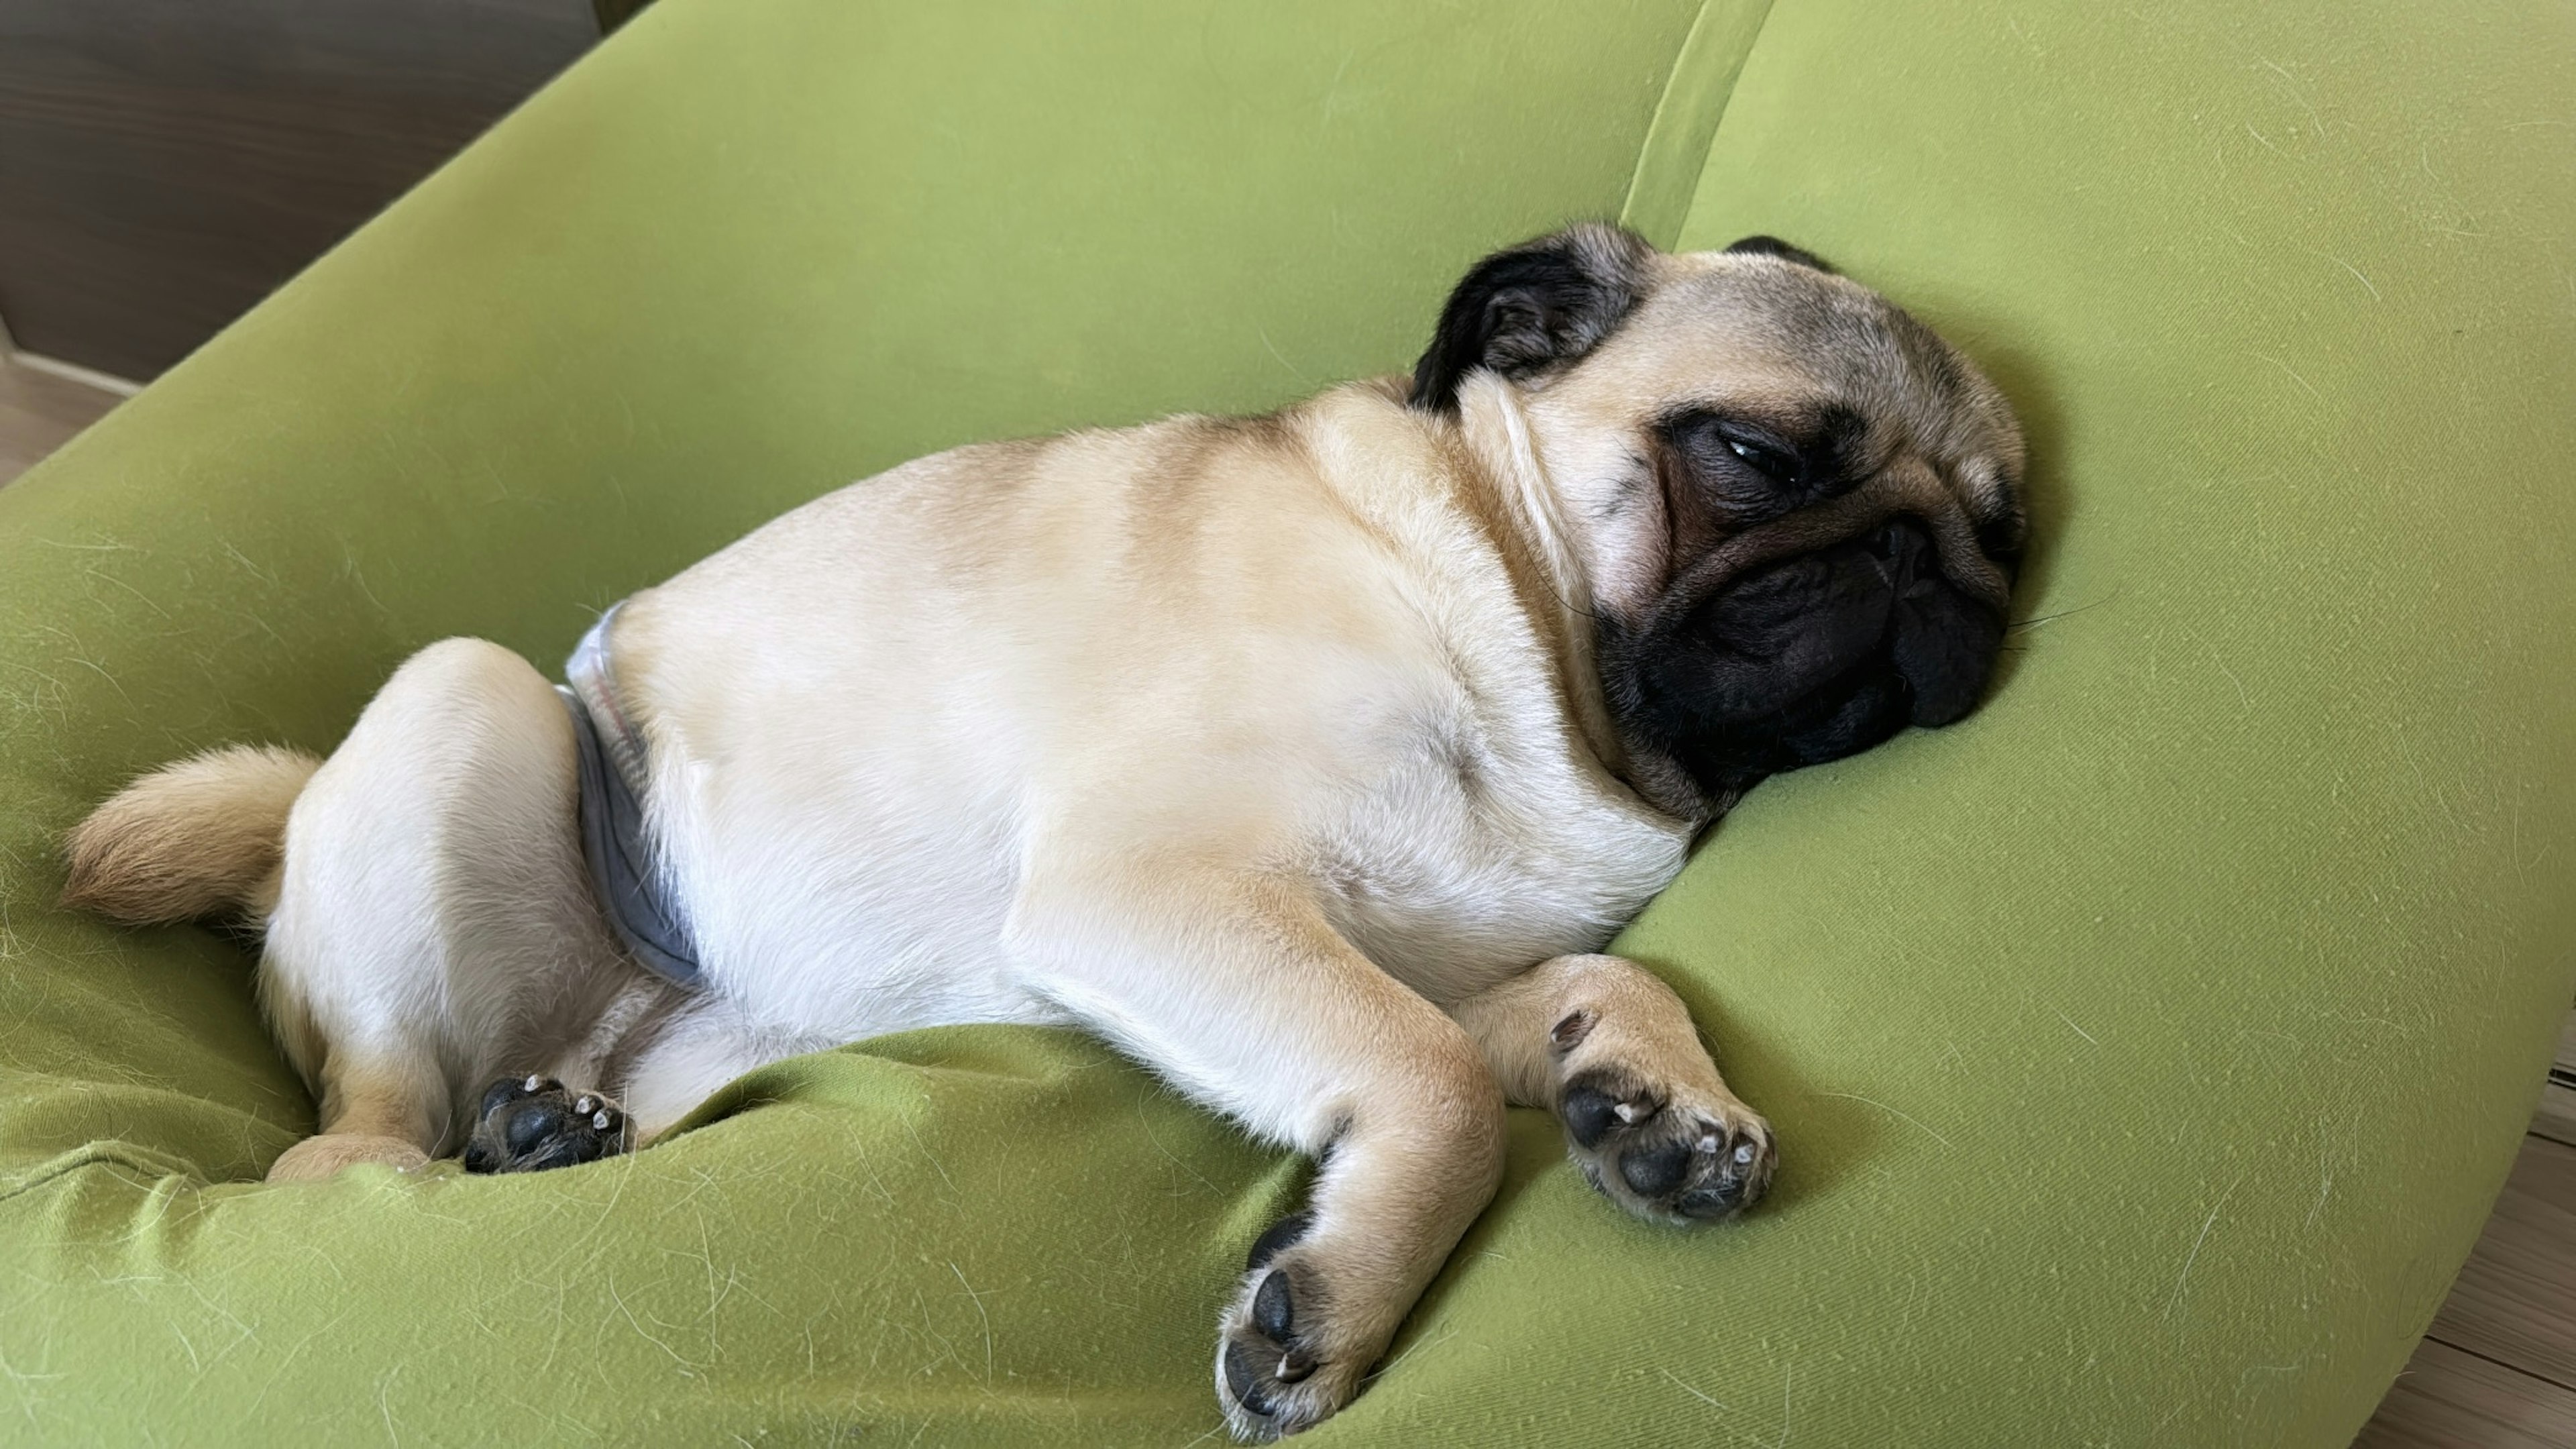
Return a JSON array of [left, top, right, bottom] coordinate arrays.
[[1413, 224, 2025, 816]]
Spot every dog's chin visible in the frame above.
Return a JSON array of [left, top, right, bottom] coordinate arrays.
[[1603, 520, 2006, 816], [1670, 663, 1917, 808]]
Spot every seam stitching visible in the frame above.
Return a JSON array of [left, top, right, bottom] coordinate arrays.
[[1617, 0, 1782, 249]]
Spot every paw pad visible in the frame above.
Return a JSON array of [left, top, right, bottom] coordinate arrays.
[[463, 1075, 629, 1174], [1217, 1218, 1354, 1442], [1559, 1069, 1775, 1223]]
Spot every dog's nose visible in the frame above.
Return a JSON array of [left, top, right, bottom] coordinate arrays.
[[1866, 515, 1935, 566]]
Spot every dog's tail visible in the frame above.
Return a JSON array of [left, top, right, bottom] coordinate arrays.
[[62, 745, 323, 925]]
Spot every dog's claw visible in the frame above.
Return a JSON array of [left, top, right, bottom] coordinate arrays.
[[1217, 1220, 1366, 1441], [463, 1076, 629, 1174]]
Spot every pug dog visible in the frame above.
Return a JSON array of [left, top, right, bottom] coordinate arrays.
[[62, 224, 2023, 1440]]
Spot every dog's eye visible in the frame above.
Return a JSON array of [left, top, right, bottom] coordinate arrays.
[[1723, 435, 1799, 484], [1660, 410, 1820, 521]]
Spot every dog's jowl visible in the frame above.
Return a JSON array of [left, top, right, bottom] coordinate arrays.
[[63, 224, 2023, 1440]]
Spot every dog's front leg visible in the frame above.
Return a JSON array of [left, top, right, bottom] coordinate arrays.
[[1008, 859, 1506, 1442], [1452, 953, 1775, 1223]]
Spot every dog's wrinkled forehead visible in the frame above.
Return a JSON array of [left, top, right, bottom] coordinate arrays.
[[1406, 223, 2027, 616], [1569, 242, 2024, 519]]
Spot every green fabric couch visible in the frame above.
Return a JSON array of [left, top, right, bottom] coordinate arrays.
[[2, 1, 2569, 1442]]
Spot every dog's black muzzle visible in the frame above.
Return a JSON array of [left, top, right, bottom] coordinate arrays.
[[1626, 517, 2006, 803]]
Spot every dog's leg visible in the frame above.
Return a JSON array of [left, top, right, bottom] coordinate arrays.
[[461, 1073, 635, 1173], [1451, 953, 1774, 1224], [1008, 861, 1506, 1442], [262, 639, 641, 1181], [264, 1059, 443, 1180], [605, 991, 829, 1144], [462, 964, 836, 1172]]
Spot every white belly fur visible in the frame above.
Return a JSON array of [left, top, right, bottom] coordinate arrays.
[[602, 383, 1694, 1049]]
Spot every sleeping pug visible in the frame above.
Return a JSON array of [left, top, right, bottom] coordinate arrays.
[[63, 224, 2023, 1440]]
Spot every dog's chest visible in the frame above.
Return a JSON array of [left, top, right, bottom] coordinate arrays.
[[1309, 704, 1693, 1005]]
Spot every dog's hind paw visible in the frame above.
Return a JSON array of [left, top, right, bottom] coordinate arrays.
[[463, 1075, 632, 1173]]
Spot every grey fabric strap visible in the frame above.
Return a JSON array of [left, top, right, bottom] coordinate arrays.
[[560, 604, 704, 987]]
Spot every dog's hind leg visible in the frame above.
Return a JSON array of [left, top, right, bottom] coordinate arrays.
[[458, 989, 806, 1173], [260, 638, 643, 1181]]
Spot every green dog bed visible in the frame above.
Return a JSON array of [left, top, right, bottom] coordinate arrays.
[[2, 1, 2568, 1442]]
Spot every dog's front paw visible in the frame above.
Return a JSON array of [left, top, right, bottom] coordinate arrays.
[[462, 1075, 632, 1173], [1215, 1214, 1372, 1442], [1560, 1065, 1774, 1224]]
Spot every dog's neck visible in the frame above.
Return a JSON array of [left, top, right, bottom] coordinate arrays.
[[1438, 376, 1709, 824]]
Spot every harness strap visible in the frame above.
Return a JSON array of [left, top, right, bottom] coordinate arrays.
[[560, 603, 704, 987]]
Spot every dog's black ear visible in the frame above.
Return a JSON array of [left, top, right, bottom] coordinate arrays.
[[1724, 235, 1836, 273], [1408, 223, 1654, 415]]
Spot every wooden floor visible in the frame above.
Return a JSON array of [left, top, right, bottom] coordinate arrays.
[[2359, 1012, 2576, 1446], [0, 366, 2569, 1444], [0, 351, 123, 484]]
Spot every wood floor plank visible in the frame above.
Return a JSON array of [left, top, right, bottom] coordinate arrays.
[[2428, 1134, 2576, 1392], [0, 1, 596, 378], [2355, 1340, 2576, 1448], [0, 356, 121, 486], [2532, 1010, 2576, 1149], [2536, 1084, 2576, 1153]]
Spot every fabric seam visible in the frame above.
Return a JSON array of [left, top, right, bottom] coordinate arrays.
[[0, 1143, 213, 1205], [1617, 0, 1781, 250]]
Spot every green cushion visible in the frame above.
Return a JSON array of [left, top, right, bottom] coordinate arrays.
[[1635, 2, 2576, 1442], [1, 0, 2567, 1444]]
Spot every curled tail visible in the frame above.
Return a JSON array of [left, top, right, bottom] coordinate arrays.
[[62, 745, 323, 924]]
